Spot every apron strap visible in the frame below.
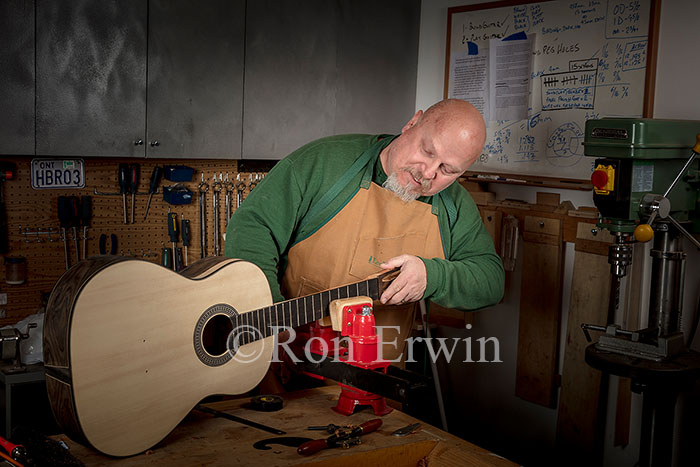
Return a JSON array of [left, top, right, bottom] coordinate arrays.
[[298, 135, 395, 233], [437, 190, 458, 230]]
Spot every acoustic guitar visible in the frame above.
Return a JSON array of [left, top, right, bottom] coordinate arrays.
[[43, 256, 396, 457]]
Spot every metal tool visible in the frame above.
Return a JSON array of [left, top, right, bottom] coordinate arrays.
[[143, 166, 162, 221], [391, 422, 421, 437], [129, 164, 139, 224], [118, 163, 129, 224], [181, 215, 191, 267], [0, 323, 37, 373], [194, 404, 285, 435], [57, 196, 71, 269], [212, 173, 222, 256], [224, 173, 234, 226], [80, 195, 91, 259], [0, 435, 26, 465], [69, 196, 80, 262], [161, 241, 172, 269], [236, 173, 246, 208], [167, 208, 179, 271], [307, 424, 344, 434], [198, 174, 209, 258], [297, 419, 382, 456]]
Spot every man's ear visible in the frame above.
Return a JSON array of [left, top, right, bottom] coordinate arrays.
[[401, 110, 423, 133]]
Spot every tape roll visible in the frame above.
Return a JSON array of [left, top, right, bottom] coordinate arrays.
[[251, 395, 284, 412]]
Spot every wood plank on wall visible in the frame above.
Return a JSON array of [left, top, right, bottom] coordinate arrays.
[[556, 223, 613, 458], [515, 215, 563, 408]]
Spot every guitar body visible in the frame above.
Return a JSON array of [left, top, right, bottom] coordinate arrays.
[[44, 256, 274, 457]]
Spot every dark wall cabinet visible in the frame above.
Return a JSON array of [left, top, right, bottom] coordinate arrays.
[[243, 0, 421, 159], [1, 0, 420, 160], [0, 0, 35, 156], [35, 0, 244, 158]]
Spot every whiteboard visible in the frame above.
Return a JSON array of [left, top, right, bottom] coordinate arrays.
[[446, 0, 655, 181]]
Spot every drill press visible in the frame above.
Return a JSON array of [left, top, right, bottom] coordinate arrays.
[[581, 118, 700, 467]]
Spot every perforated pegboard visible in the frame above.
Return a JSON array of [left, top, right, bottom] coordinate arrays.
[[0, 157, 269, 326]]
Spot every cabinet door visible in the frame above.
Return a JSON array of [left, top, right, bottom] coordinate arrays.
[[36, 0, 147, 157], [146, 0, 245, 159], [243, 0, 338, 159], [0, 0, 35, 156], [242, 0, 420, 160], [334, 0, 420, 135]]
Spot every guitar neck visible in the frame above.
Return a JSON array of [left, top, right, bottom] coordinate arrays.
[[235, 270, 397, 343]]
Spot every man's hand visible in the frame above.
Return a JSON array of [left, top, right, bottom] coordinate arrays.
[[379, 255, 427, 305]]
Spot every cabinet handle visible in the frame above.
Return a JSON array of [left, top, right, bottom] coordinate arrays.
[[134, 139, 144, 146], [150, 141, 160, 147]]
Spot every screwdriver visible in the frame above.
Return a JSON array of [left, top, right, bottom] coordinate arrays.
[[69, 196, 80, 261], [167, 209, 179, 271], [129, 164, 140, 224], [118, 163, 129, 224], [57, 196, 71, 269], [181, 215, 191, 267], [143, 166, 162, 221], [81, 195, 92, 259]]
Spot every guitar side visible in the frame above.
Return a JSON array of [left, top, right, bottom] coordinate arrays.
[[44, 257, 274, 457]]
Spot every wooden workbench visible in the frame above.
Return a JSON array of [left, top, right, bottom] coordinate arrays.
[[55, 385, 515, 466]]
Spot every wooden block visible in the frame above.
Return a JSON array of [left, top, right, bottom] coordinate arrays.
[[469, 191, 496, 205], [536, 192, 561, 207], [515, 216, 563, 408], [556, 222, 613, 457]]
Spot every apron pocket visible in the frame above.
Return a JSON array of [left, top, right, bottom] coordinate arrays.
[[348, 232, 427, 280]]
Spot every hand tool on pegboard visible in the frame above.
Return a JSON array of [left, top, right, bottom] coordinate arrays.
[[143, 166, 162, 221], [57, 196, 71, 269], [167, 208, 179, 271], [181, 215, 191, 267], [98, 234, 118, 255], [69, 196, 80, 261], [0, 162, 16, 255], [81, 195, 92, 259], [198, 174, 209, 258], [160, 241, 172, 269], [224, 173, 233, 227], [128, 164, 140, 224], [235, 173, 245, 209], [212, 173, 222, 256], [118, 163, 129, 224]]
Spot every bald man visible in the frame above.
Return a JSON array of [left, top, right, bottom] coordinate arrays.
[[226, 99, 504, 363]]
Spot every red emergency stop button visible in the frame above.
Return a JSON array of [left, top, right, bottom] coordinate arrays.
[[591, 170, 608, 189]]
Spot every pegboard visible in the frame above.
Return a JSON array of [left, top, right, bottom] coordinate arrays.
[[0, 157, 270, 326]]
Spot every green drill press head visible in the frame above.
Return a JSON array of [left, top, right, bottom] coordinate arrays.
[[584, 118, 700, 234]]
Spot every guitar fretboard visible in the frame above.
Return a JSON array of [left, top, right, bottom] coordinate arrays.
[[232, 276, 381, 346]]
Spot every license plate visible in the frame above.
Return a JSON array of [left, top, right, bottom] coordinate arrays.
[[31, 159, 85, 189]]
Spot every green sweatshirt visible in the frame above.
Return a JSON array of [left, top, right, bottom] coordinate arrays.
[[225, 134, 504, 310]]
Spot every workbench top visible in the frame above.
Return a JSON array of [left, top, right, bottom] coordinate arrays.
[[55, 385, 515, 466]]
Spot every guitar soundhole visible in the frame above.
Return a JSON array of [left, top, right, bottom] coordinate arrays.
[[202, 314, 234, 357], [193, 303, 238, 367]]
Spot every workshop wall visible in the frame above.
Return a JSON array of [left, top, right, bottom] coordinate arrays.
[[0, 157, 270, 326], [416, 1, 700, 466]]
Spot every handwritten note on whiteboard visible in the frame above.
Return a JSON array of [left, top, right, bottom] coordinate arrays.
[[446, 0, 652, 181]]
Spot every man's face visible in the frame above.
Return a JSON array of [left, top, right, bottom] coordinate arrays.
[[382, 111, 478, 197]]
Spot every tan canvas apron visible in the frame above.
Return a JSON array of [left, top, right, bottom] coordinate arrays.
[[282, 157, 445, 362]]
